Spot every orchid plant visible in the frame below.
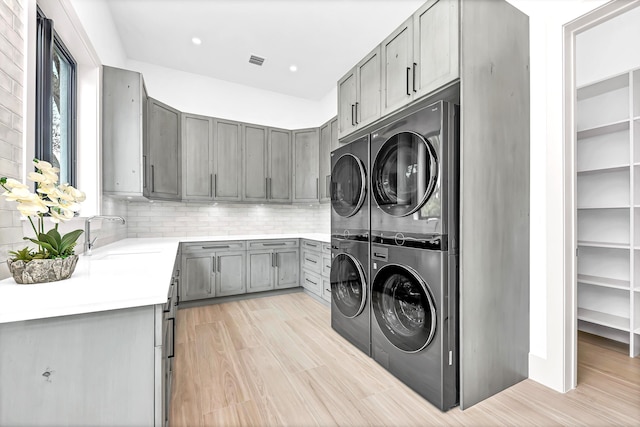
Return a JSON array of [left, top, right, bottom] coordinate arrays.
[[1, 159, 86, 261]]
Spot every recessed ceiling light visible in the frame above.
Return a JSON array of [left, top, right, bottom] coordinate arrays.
[[191, 37, 202, 45], [289, 65, 298, 72]]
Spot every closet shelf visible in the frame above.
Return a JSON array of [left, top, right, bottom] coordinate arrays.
[[577, 120, 630, 139], [577, 164, 630, 175], [577, 72, 629, 98], [578, 308, 630, 331], [577, 274, 630, 290], [577, 205, 630, 210], [578, 240, 629, 249]]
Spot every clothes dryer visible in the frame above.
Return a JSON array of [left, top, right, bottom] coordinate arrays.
[[330, 236, 370, 355], [370, 242, 458, 411]]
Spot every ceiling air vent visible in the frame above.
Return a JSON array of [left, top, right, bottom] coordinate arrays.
[[249, 54, 265, 66]]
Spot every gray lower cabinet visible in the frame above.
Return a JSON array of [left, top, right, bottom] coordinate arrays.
[[246, 240, 299, 293], [213, 119, 242, 201], [302, 269, 322, 296], [0, 302, 174, 427], [300, 239, 330, 301], [180, 241, 247, 301], [182, 113, 214, 201], [148, 97, 182, 200], [293, 128, 320, 203]]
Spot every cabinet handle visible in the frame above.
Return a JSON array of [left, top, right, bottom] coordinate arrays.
[[143, 155, 147, 189], [263, 242, 286, 246], [213, 174, 217, 198], [306, 278, 318, 286], [271, 253, 275, 267], [268, 177, 272, 199], [413, 63, 417, 93], [406, 67, 411, 96], [210, 174, 213, 197], [151, 165, 155, 192], [275, 253, 279, 268], [305, 258, 317, 264], [316, 178, 319, 198], [212, 256, 216, 273], [355, 102, 359, 124], [265, 177, 269, 199], [217, 256, 221, 273], [305, 242, 318, 248], [202, 245, 230, 249], [351, 104, 355, 126], [168, 317, 175, 359]]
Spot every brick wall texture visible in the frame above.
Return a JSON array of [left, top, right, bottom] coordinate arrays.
[[0, 0, 24, 279]]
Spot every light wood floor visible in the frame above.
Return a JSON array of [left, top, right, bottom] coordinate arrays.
[[170, 292, 640, 426]]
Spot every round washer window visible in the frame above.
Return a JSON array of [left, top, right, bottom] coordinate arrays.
[[331, 154, 366, 218], [331, 253, 367, 318], [372, 264, 436, 352], [372, 132, 438, 217]]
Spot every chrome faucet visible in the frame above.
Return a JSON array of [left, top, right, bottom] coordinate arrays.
[[84, 216, 126, 255]]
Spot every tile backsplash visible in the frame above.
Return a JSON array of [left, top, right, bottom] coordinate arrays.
[[126, 200, 331, 238]]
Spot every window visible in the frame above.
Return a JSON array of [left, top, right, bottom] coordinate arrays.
[[36, 8, 76, 186]]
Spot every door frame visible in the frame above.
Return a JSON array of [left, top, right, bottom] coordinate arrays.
[[563, 0, 640, 389]]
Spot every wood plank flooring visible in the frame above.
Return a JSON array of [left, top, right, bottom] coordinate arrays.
[[170, 292, 640, 426]]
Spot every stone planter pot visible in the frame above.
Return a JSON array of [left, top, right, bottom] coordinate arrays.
[[7, 255, 79, 284]]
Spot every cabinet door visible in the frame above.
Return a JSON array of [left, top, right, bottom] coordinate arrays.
[[268, 128, 292, 202], [275, 249, 300, 289], [182, 114, 213, 201], [356, 46, 381, 129], [381, 17, 414, 116], [148, 98, 182, 200], [318, 122, 331, 203], [243, 124, 268, 202], [413, 0, 459, 99], [213, 119, 242, 201], [215, 250, 246, 297], [337, 68, 357, 139], [321, 277, 331, 303], [246, 250, 274, 293], [293, 128, 320, 203], [181, 254, 214, 301], [102, 66, 145, 196], [330, 117, 339, 152]]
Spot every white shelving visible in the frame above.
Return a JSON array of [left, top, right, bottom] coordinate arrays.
[[576, 67, 640, 357]]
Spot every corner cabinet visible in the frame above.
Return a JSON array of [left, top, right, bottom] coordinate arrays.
[[182, 113, 214, 201], [293, 128, 320, 203], [180, 241, 247, 301], [147, 98, 182, 201], [576, 68, 640, 357], [102, 66, 148, 198]]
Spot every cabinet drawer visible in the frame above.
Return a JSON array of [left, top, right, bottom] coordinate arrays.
[[302, 239, 322, 251], [322, 255, 331, 277], [181, 241, 246, 254], [302, 270, 322, 296], [302, 249, 321, 273], [248, 239, 298, 250], [321, 277, 331, 303], [322, 243, 331, 253]]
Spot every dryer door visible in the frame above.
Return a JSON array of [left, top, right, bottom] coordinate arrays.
[[330, 253, 367, 318], [371, 132, 438, 217], [372, 264, 436, 352], [331, 154, 366, 218]]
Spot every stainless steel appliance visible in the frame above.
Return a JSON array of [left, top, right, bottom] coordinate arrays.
[[330, 236, 370, 355]]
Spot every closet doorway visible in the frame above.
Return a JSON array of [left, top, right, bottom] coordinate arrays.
[[565, 0, 640, 387]]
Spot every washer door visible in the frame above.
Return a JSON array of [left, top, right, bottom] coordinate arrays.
[[331, 253, 367, 318], [331, 154, 366, 218], [372, 132, 438, 217], [372, 264, 436, 352]]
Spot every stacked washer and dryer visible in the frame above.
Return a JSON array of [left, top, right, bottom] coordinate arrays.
[[330, 100, 459, 411]]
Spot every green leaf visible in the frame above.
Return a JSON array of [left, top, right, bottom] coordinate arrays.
[[59, 229, 84, 254], [24, 238, 57, 256], [47, 228, 62, 245], [9, 247, 34, 261], [39, 232, 59, 253]]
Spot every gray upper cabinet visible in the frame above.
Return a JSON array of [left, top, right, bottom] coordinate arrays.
[[182, 113, 214, 201], [243, 125, 292, 203], [148, 98, 182, 200], [102, 66, 147, 198], [243, 124, 269, 202], [268, 128, 292, 203], [293, 128, 320, 203], [213, 119, 242, 201], [381, 16, 414, 117], [330, 117, 339, 152], [413, 0, 459, 99], [337, 46, 381, 139], [319, 118, 335, 203]]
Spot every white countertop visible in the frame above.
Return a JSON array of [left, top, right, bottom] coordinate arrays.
[[0, 234, 330, 324]]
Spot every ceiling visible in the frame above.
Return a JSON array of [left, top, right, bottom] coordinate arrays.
[[105, 0, 425, 101]]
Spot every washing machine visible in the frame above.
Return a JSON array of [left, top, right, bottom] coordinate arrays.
[[369, 100, 458, 247], [370, 242, 458, 411], [330, 236, 370, 355], [330, 134, 369, 239]]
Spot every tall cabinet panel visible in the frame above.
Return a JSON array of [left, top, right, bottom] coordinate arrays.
[[319, 120, 332, 203], [293, 128, 319, 203], [576, 68, 640, 357], [148, 98, 181, 201], [243, 124, 268, 202], [213, 119, 242, 201], [182, 113, 214, 201], [381, 17, 414, 116], [102, 66, 147, 198], [268, 128, 292, 203], [337, 70, 357, 139]]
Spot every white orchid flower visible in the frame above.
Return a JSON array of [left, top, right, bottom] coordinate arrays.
[[3, 187, 37, 202], [27, 171, 54, 185], [50, 207, 75, 223], [33, 159, 59, 173], [16, 198, 49, 216], [64, 185, 86, 202], [3, 178, 28, 190]]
